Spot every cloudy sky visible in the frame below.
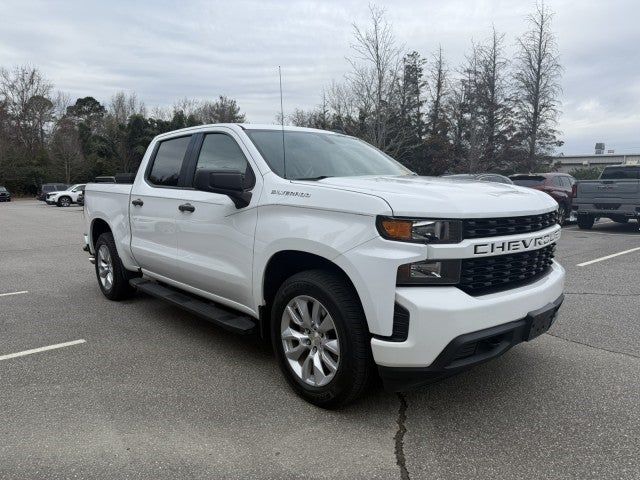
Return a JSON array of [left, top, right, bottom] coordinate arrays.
[[1, 0, 638, 154]]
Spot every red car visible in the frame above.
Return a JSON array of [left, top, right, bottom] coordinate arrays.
[[509, 173, 576, 225]]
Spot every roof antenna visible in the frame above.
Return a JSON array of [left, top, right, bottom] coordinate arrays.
[[278, 66, 287, 179]]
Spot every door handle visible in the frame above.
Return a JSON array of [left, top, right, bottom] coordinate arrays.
[[178, 203, 195, 213], [131, 199, 144, 207]]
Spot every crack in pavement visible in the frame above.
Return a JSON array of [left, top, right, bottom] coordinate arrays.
[[394, 393, 410, 480], [545, 332, 640, 359]]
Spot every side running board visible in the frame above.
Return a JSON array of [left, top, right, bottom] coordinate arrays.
[[129, 278, 256, 335]]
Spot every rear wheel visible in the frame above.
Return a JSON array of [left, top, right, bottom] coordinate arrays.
[[57, 196, 71, 207], [577, 214, 595, 230], [271, 269, 373, 409], [94, 232, 137, 300]]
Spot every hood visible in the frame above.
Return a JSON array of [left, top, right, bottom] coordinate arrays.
[[308, 176, 558, 218]]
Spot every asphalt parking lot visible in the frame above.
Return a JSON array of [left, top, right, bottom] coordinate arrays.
[[1, 199, 639, 480]]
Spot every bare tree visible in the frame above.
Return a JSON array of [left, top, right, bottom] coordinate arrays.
[[0, 65, 53, 152], [346, 4, 401, 149], [476, 28, 514, 171], [50, 117, 84, 183], [513, 1, 562, 170], [172, 97, 200, 119], [426, 46, 447, 137], [109, 91, 146, 124]]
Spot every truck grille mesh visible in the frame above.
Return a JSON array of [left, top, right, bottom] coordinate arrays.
[[459, 244, 556, 295], [463, 211, 557, 239]]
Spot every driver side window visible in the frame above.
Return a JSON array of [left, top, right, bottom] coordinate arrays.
[[195, 133, 249, 174]]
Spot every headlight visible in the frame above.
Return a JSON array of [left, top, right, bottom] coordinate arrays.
[[397, 260, 461, 285], [376, 216, 462, 244]]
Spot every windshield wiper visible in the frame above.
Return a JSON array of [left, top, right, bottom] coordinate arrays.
[[294, 176, 333, 181]]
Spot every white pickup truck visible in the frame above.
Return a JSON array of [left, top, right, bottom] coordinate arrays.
[[83, 124, 565, 408]]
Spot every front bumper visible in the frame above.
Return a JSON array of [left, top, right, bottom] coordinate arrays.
[[378, 293, 563, 391], [371, 261, 564, 374]]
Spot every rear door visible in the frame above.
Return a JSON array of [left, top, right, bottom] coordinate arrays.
[[173, 128, 260, 309], [129, 134, 195, 279]]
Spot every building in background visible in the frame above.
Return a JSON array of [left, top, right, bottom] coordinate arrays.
[[549, 143, 640, 173]]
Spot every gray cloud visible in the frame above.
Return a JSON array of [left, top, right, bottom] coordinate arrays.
[[0, 0, 637, 154]]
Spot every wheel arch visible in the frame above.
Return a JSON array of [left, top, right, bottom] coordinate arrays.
[[90, 217, 112, 250], [261, 250, 366, 337]]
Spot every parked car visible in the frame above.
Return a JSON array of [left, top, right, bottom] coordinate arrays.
[[37, 183, 68, 201], [0, 186, 11, 202], [443, 173, 514, 185], [509, 173, 576, 225], [83, 124, 564, 408], [573, 164, 640, 229], [45, 184, 86, 207], [77, 189, 85, 206]]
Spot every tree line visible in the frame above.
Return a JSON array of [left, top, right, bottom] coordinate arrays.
[[0, 70, 246, 194], [282, 2, 563, 176], [1, 2, 562, 194]]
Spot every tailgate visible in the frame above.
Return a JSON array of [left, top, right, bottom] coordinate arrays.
[[577, 180, 640, 200]]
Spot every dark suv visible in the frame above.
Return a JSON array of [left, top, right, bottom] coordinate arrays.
[[0, 186, 11, 202], [510, 173, 576, 225], [37, 183, 68, 201]]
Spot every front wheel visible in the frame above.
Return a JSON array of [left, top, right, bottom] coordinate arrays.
[[271, 270, 373, 409], [94, 232, 137, 300], [57, 196, 71, 207], [557, 205, 567, 226]]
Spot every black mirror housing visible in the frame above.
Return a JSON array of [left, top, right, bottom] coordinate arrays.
[[194, 169, 252, 208]]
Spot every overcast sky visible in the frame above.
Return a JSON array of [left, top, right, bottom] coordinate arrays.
[[1, 0, 638, 154]]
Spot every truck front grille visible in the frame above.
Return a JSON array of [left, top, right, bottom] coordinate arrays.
[[459, 244, 556, 295], [463, 211, 557, 239]]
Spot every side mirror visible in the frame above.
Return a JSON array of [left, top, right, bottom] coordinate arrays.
[[194, 169, 252, 209]]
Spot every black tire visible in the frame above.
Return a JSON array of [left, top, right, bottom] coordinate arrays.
[[57, 196, 71, 207], [577, 214, 595, 230], [271, 269, 373, 409], [94, 232, 138, 300]]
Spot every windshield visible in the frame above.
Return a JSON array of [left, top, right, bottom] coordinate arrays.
[[0, 187, 7, 192], [245, 130, 412, 179], [600, 166, 640, 180]]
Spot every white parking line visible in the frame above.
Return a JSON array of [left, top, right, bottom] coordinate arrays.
[[0, 339, 86, 361], [577, 247, 640, 267], [0, 290, 28, 297], [563, 229, 639, 238]]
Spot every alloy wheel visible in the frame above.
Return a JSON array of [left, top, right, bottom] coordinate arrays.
[[97, 244, 114, 291], [280, 295, 340, 387]]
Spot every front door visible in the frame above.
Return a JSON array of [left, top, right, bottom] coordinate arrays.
[[130, 134, 194, 279], [174, 129, 260, 310]]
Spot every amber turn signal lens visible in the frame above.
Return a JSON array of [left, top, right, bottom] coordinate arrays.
[[379, 218, 413, 240]]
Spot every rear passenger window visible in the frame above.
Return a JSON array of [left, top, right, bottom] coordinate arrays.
[[195, 133, 249, 174], [148, 136, 192, 187]]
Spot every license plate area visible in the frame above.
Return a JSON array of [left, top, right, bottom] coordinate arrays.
[[524, 299, 562, 341]]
